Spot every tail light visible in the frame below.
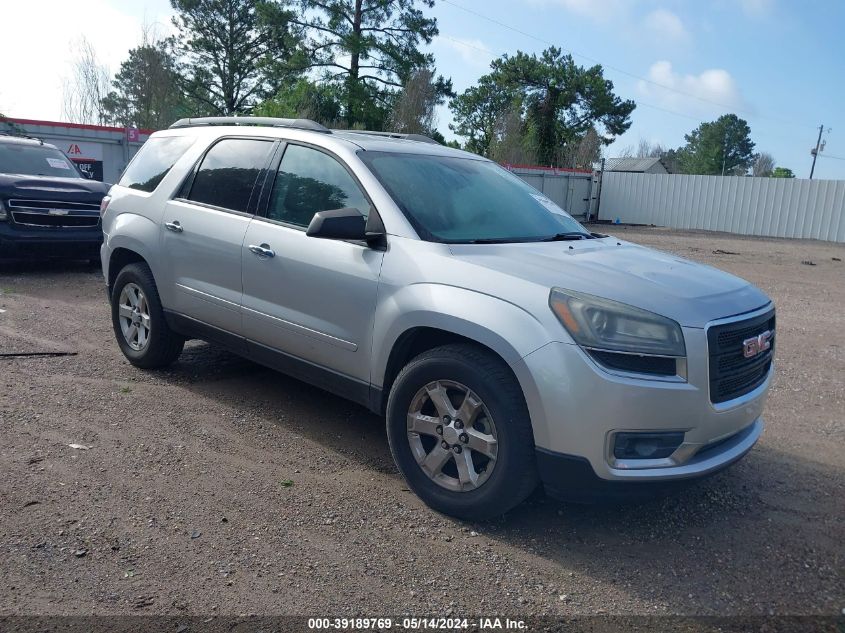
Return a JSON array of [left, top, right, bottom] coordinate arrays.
[[100, 195, 111, 216]]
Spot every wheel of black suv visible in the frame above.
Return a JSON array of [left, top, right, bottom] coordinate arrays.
[[386, 343, 538, 520], [111, 262, 184, 369]]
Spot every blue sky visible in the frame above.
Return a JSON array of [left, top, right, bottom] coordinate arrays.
[[2, 0, 843, 178], [428, 0, 845, 179]]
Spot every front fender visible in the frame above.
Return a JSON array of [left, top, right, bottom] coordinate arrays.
[[371, 282, 553, 388]]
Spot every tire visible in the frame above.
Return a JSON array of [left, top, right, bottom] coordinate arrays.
[[386, 343, 538, 520], [111, 262, 184, 368]]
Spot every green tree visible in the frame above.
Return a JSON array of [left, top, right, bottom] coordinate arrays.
[[291, 0, 441, 128], [171, 0, 301, 115], [449, 75, 520, 157], [100, 37, 188, 129], [656, 148, 682, 174], [254, 79, 342, 124], [491, 47, 635, 165], [771, 166, 795, 178], [677, 114, 755, 175], [451, 47, 634, 165]]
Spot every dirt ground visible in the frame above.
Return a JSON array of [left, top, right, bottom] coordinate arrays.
[[0, 227, 843, 619]]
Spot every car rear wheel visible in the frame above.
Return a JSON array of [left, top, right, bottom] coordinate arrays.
[[386, 343, 538, 520], [111, 262, 184, 368]]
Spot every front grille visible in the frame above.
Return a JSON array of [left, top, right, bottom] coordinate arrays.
[[707, 308, 775, 404], [7, 199, 100, 229]]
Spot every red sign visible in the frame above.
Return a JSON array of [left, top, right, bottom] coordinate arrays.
[[126, 127, 140, 142]]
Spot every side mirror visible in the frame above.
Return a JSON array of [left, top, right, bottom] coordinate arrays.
[[306, 207, 367, 240]]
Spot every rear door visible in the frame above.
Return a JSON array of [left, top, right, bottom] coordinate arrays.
[[160, 137, 276, 336], [241, 142, 384, 387]]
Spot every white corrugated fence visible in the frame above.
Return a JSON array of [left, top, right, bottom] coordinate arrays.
[[598, 172, 845, 243], [511, 167, 596, 218]]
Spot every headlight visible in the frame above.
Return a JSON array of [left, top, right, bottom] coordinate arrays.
[[0, 199, 7, 221], [549, 288, 686, 357]]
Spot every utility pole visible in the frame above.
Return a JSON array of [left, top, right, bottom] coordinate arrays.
[[809, 124, 824, 179]]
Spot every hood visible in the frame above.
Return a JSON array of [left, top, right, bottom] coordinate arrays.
[[0, 173, 110, 203], [449, 237, 770, 328]]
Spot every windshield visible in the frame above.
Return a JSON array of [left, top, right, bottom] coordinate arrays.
[[0, 143, 82, 178], [359, 151, 589, 243]]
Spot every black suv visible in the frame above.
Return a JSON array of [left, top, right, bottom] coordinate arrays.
[[0, 133, 110, 260]]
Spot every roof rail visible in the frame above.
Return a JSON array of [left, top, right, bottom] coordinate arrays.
[[338, 130, 440, 145], [166, 118, 440, 144], [169, 116, 330, 133]]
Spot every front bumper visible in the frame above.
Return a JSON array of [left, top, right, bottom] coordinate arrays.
[[0, 221, 103, 260], [513, 327, 770, 489], [536, 418, 762, 501]]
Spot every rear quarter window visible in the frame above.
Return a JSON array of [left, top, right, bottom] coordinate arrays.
[[119, 136, 195, 193]]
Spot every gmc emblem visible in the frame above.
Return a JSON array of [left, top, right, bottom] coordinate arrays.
[[742, 330, 773, 358]]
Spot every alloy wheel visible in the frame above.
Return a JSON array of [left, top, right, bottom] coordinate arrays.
[[406, 380, 499, 492], [117, 282, 151, 351]]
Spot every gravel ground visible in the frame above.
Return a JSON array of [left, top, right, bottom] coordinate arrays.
[[0, 227, 843, 618]]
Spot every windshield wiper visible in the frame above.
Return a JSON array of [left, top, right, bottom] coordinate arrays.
[[541, 232, 592, 241], [464, 237, 527, 244]]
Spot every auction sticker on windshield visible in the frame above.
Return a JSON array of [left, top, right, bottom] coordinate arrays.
[[46, 158, 70, 170], [530, 193, 564, 214]]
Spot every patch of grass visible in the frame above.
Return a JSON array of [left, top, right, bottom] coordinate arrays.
[[280, 479, 294, 488], [119, 385, 132, 394]]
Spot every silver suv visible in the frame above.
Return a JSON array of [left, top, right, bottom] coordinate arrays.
[[101, 117, 774, 519]]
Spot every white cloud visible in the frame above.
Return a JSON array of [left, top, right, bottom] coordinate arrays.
[[437, 36, 494, 70], [643, 9, 689, 42], [637, 61, 746, 114], [0, 0, 171, 120]]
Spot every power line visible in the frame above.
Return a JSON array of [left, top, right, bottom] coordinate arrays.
[[439, 34, 499, 57], [635, 100, 712, 123], [439, 35, 705, 123], [439, 0, 816, 130], [436, 16, 834, 159]]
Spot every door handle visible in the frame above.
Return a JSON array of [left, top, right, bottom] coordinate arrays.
[[248, 243, 275, 258], [165, 220, 183, 233]]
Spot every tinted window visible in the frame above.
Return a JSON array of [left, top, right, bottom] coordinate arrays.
[[268, 144, 369, 227], [119, 136, 194, 192], [0, 143, 83, 178], [360, 152, 588, 243], [188, 138, 273, 213]]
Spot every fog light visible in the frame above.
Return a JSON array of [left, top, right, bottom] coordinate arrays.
[[613, 432, 684, 460]]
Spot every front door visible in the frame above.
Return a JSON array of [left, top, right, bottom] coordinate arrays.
[[241, 143, 384, 385]]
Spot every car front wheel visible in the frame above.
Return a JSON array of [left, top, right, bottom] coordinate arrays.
[[386, 343, 538, 520]]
